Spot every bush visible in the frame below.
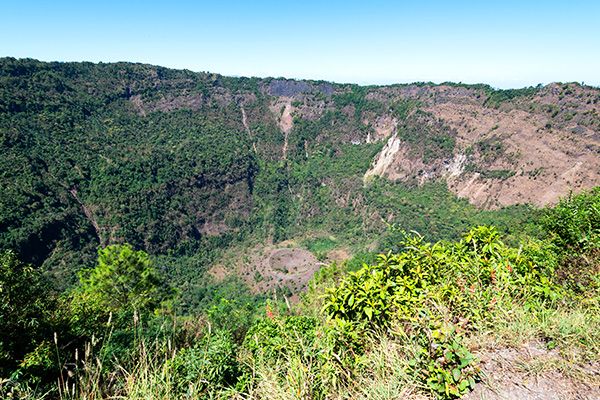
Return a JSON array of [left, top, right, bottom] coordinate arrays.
[[323, 226, 564, 331], [543, 188, 600, 293], [409, 322, 478, 399], [318, 226, 571, 398], [169, 330, 239, 398], [242, 315, 318, 362], [0, 251, 55, 379], [544, 188, 600, 252]]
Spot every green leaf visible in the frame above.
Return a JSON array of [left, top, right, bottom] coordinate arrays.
[[452, 368, 461, 382], [469, 377, 476, 389]]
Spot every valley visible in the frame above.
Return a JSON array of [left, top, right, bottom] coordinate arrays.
[[1, 58, 599, 399]]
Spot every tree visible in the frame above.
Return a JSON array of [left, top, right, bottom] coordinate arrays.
[[75, 244, 172, 314]]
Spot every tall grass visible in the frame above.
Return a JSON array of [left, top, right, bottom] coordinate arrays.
[[9, 293, 589, 400]]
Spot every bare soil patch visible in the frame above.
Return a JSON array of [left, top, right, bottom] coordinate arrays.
[[465, 342, 600, 400], [209, 245, 322, 298]]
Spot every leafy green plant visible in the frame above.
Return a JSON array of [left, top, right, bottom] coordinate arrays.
[[409, 323, 478, 399], [242, 315, 318, 362], [543, 188, 600, 294], [544, 187, 600, 252], [323, 225, 566, 342]]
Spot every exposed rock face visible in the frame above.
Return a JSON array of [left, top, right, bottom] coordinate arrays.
[[121, 69, 600, 209], [267, 79, 313, 97], [267, 79, 334, 97], [364, 133, 404, 180]]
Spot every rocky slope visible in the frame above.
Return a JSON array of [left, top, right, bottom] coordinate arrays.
[[363, 83, 600, 208], [243, 79, 600, 209]]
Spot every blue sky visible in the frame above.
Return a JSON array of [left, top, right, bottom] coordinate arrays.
[[1, 1, 598, 88]]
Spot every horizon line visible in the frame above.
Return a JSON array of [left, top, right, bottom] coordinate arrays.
[[2, 55, 598, 91]]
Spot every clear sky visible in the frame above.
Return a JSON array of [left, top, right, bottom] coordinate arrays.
[[1, 0, 598, 88]]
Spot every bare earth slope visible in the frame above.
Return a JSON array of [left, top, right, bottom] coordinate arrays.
[[464, 342, 599, 400], [362, 83, 600, 208]]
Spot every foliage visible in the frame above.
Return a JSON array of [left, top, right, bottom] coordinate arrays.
[[543, 188, 600, 294], [544, 187, 600, 252], [1, 58, 599, 399], [242, 315, 318, 363], [202, 278, 266, 342], [409, 322, 478, 399], [484, 85, 541, 108], [391, 99, 420, 120], [323, 226, 563, 332], [239, 314, 329, 398], [0, 250, 54, 378], [397, 109, 455, 163], [0, 57, 544, 305], [74, 244, 173, 314], [474, 136, 505, 162], [320, 225, 575, 398], [332, 85, 385, 120], [301, 236, 338, 260], [2, 198, 599, 398], [169, 330, 239, 398]]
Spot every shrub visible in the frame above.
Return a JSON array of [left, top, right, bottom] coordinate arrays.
[[242, 315, 318, 362], [169, 330, 239, 398], [544, 188, 600, 252], [323, 226, 564, 332], [0, 251, 55, 379], [409, 322, 478, 399], [543, 188, 600, 294]]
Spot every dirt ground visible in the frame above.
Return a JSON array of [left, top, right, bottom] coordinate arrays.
[[209, 245, 323, 297], [464, 342, 600, 400]]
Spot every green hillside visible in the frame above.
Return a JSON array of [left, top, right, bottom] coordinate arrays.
[[1, 188, 598, 399]]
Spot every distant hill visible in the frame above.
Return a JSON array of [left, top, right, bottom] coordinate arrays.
[[1, 57, 598, 292]]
